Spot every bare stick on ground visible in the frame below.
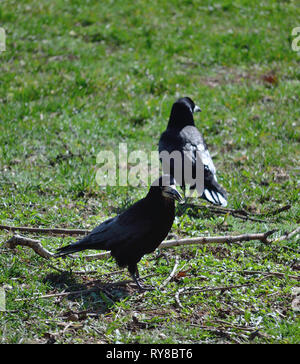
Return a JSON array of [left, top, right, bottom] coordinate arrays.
[[0, 224, 90, 236], [2, 230, 279, 261], [174, 275, 272, 309], [275, 226, 300, 243], [3, 234, 54, 259], [159, 255, 179, 289]]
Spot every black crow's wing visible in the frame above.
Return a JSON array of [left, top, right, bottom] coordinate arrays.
[[55, 201, 156, 257], [98, 202, 156, 251]]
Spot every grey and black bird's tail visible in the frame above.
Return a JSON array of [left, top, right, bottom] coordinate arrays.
[[201, 179, 227, 207], [197, 166, 228, 207]]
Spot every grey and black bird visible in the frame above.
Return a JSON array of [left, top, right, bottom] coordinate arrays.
[[159, 97, 227, 206], [54, 175, 182, 290]]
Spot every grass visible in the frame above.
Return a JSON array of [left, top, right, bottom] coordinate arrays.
[[0, 0, 299, 344]]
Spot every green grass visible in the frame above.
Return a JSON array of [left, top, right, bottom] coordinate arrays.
[[0, 0, 299, 343]]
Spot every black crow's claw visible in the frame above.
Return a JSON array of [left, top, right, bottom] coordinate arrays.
[[131, 274, 154, 291], [137, 283, 154, 291]]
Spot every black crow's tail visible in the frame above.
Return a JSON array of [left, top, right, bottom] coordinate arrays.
[[54, 236, 91, 258]]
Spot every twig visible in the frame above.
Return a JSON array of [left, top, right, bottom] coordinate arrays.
[[175, 278, 268, 309], [2, 230, 277, 261], [233, 269, 300, 281], [275, 226, 300, 243], [266, 204, 291, 216], [0, 224, 89, 236], [189, 324, 244, 343], [160, 230, 276, 249], [184, 203, 269, 222], [3, 234, 53, 259], [82, 251, 111, 261], [79, 231, 276, 261], [159, 255, 179, 289], [185, 203, 291, 218], [15, 279, 135, 302], [211, 319, 262, 332], [15, 288, 99, 301]]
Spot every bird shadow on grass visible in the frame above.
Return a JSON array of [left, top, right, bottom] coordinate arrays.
[[43, 271, 131, 315]]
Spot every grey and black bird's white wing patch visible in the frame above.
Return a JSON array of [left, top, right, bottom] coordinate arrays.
[[201, 165, 228, 207], [179, 126, 228, 206]]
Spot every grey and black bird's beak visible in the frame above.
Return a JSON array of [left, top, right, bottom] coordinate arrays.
[[162, 185, 183, 202], [193, 105, 201, 113]]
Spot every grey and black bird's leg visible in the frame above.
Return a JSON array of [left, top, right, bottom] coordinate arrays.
[[189, 183, 196, 198], [128, 264, 153, 291], [154, 249, 169, 265], [181, 182, 188, 203]]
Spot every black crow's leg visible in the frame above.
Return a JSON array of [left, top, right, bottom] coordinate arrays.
[[131, 272, 144, 291], [135, 265, 140, 278], [128, 264, 154, 291]]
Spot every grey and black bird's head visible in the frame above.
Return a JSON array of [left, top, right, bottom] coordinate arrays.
[[168, 97, 201, 128], [149, 175, 182, 202]]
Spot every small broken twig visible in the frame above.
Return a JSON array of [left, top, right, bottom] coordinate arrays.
[[275, 226, 300, 243], [174, 283, 253, 309], [3, 234, 53, 259], [266, 204, 291, 216], [0, 224, 90, 236], [175, 276, 270, 309], [159, 255, 180, 289]]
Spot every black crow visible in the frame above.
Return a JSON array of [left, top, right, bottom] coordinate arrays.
[[54, 175, 182, 290], [159, 97, 227, 206]]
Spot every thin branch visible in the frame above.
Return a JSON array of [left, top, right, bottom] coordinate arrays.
[[0, 224, 89, 236], [159, 255, 179, 289], [211, 319, 263, 332], [83, 251, 111, 261], [232, 269, 300, 281], [15, 287, 100, 301], [2, 230, 277, 261], [174, 276, 269, 309], [160, 230, 276, 249], [15, 279, 136, 302], [183, 203, 269, 223], [3, 234, 53, 259], [275, 226, 300, 243], [0, 202, 292, 237], [266, 204, 291, 216], [83, 230, 276, 260], [185, 203, 291, 218]]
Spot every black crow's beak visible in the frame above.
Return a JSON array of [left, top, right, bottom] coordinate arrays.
[[162, 185, 183, 202], [193, 105, 201, 113]]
